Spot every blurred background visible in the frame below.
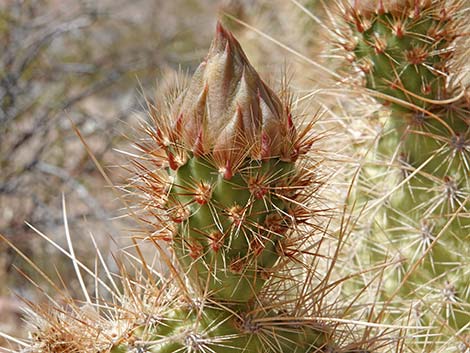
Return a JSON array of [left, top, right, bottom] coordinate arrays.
[[0, 0, 330, 345]]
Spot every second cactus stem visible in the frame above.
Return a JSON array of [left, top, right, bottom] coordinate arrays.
[[340, 0, 469, 349]]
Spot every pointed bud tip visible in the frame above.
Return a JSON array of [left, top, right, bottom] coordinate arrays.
[[216, 20, 228, 38], [214, 21, 232, 51]]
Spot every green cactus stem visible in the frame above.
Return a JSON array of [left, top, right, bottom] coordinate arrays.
[[339, 0, 470, 349]]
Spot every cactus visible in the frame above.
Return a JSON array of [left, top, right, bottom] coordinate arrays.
[[10, 22, 386, 353], [119, 22, 349, 353], [133, 23, 314, 305], [337, 0, 470, 350], [8, 1, 470, 351]]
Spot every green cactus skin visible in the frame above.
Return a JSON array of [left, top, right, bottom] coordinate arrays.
[[340, 0, 470, 349], [169, 156, 296, 303], [347, 2, 455, 109]]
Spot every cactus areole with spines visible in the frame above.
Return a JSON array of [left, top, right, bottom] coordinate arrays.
[[136, 22, 315, 304]]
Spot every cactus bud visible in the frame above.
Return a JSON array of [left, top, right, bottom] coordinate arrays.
[[135, 22, 316, 304]]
